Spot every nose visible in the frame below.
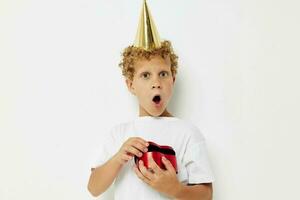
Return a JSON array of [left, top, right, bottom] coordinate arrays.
[[152, 77, 161, 89], [152, 85, 161, 89]]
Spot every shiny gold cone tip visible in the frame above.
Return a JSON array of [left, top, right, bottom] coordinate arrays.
[[134, 0, 162, 51]]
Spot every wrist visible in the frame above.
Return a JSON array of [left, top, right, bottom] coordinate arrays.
[[172, 182, 184, 199], [111, 154, 124, 167]]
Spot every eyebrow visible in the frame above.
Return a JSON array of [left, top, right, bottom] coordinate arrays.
[[139, 70, 169, 75]]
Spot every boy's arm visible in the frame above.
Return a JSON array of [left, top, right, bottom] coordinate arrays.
[[87, 154, 122, 197], [174, 183, 213, 200], [87, 137, 149, 197]]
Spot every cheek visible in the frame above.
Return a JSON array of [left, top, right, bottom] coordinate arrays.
[[166, 86, 175, 99], [165, 81, 174, 92], [135, 86, 148, 99]]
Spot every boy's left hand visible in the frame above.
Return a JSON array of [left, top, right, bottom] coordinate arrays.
[[133, 155, 181, 198]]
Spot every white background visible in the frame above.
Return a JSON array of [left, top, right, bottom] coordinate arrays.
[[1, 0, 299, 199]]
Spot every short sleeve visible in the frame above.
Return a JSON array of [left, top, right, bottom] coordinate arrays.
[[183, 127, 215, 184], [89, 127, 119, 169]]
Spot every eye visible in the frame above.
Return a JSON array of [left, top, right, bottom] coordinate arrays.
[[160, 71, 169, 77], [141, 72, 150, 79]]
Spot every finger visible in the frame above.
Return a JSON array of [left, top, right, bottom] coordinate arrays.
[[131, 137, 149, 147], [162, 156, 176, 174], [131, 140, 148, 153], [139, 160, 155, 181], [133, 165, 151, 185], [148, 154, 162, 174], [125, 145, 143, 157], [121, 154, 133, 162]]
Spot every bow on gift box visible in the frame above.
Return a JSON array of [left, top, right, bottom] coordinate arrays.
[[134, 141, 178, 174]]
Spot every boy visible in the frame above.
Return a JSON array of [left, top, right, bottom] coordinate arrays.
[[88, 1, 214, 199]]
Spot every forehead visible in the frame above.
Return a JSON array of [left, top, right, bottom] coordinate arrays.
[[134, 55, 171, 73]]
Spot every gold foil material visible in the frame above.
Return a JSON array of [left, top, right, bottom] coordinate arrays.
[[134, 0, 161, 51]]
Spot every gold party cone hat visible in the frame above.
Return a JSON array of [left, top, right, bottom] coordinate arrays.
[[134, 0, 161, 51]]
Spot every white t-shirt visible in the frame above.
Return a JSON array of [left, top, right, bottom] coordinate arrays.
[[90, 116, 215, 199]]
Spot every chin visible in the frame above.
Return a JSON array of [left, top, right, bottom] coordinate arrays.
[[150, 109, 166, 117]]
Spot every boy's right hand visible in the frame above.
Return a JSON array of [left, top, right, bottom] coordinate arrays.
[[113, 137, 149, 166]]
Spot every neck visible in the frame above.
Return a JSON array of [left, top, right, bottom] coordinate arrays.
[[139, 108, 174, 117], [159, 109, 173, 117]]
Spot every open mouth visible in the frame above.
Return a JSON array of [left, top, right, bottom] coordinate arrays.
[[152, 95, 161, 104]]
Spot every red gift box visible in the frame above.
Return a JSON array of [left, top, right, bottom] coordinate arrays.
[[134, 141, 178, 174]]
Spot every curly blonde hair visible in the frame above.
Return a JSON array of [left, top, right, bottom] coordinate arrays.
[[119, 40, 178, 81]]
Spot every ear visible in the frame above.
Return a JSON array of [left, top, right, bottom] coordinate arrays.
[[172, 76, 176, 84], [126, 78, 136, 95]]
